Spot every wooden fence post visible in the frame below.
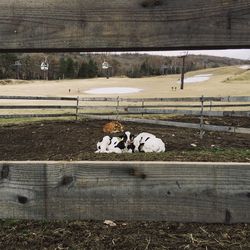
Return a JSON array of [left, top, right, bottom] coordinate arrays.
[[142, 99, 144, 117], [200, 95, 205, 139], [75, 96, 80, 120], [210, 101, 212, 111], [116, 96, 120, 119]]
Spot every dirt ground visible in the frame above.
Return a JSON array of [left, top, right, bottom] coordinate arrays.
[[0, 117, 249, 249], [0, 117, 249, 161], [0, 220, 249, 250]]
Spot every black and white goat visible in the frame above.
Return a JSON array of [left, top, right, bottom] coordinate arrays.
[[95, 132, 134, 154], [95, 135, 111, 153], [133, 132, 156, 152], [138, 137, 165, 153], [121, 131, 135, 153]]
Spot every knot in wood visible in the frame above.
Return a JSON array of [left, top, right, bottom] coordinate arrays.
[[18, 195, 28, 204], [61, 176, 74, 186], [128, 168, 147, 179], [141, 0, 163, 8], [1, 164, 9, 179]]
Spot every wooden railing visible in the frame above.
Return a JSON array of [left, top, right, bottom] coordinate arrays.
[[0, 95, 249, 134], [0, 161, 249, 223]]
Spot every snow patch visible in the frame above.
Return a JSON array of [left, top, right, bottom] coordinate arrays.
[[85, 87, 143, 94], [181, 74, 213, 84], [238, 65, 250, 70]]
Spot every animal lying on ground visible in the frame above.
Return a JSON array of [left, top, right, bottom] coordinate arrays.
[[95, 135, 133, 154], [95, 135, 111, 153], [122, 131, 135, 148], [133, 132, 156, 152], [138, 137, 165, 153], [95, 131, 164, 153], [102, 121, 124, 133]]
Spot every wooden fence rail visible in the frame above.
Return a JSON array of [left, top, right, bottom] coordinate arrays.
[[83, 115, 250, 134], [0, 95, 249, 133], [78, 96, 250, 103], [0, 161, 249, 223], [1, 1, 250, 51]]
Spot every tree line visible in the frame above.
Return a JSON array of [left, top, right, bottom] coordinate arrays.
[[0, 53, 247, 80]]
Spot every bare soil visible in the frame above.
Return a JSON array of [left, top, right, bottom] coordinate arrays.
[[0, 117, 249, 249], [0, 220, 249, 250], [0, 117, 249, 161]]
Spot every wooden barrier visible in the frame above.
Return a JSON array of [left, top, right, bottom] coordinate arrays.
[[0, 95, 249, 133], [0, 161, 249, 223], [84, 115, 250, 134], [0, 1, 250, 51]]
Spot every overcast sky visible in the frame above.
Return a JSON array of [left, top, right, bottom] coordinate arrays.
[[144, 49, 250, 60]]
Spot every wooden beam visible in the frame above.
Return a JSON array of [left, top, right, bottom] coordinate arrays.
[[83, 115, 250, 134], [0, 105, 77, 109], [0, 96, 77, 101], [0, 114, 75, 119], [0, 1, 250, 51], [126, 108, 250, 117], [0, 161, 249, 223]]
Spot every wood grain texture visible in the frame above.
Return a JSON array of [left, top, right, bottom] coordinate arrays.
[[0, 161, 250, 222], [125, 108, 250, 117], [83, 115, 250, 134], [0, 114, 75, 119], [0, 0, 250, 51]]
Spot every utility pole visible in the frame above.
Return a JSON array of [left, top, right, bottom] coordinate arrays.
[[14, 60, 22, 79], [178, 52, 188, 90]]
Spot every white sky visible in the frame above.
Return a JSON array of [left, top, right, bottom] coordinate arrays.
[[142, 49, 250, 60]]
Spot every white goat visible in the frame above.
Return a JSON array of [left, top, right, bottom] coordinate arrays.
[[95, 135, 111, 153], [133, 132, 156, 152], [139, 137, 165, 153], [107, 137, 124, 154]]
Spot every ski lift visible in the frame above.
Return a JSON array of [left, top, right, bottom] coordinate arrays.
[[14, 60, 22, 67], [41, 61, 49, 71], [102, 60, 109, 70]]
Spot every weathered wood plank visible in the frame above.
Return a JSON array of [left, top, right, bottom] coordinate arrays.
[[0, 161, 249, 223], [0, 96, 77, 101], [0, 114, 75, 119], [0, 96, 249, 103], [78, 104, 250, 110], [0, 105, 76, 109], [80, 96, 250, 103], [83, 115, 250, 134], [126, 108, 250, 117], [0, 0, 250, 51]]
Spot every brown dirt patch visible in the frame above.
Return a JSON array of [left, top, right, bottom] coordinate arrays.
[[0, 220, 249, 250], [0, 118, 249, 161]]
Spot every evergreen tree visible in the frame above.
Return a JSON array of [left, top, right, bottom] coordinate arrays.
[[65, 58, 75, 78], [87, 59, 98, 78], [78, 61, 89, 78], [0, 53, 18, 79], [59, 58, 67, 78]]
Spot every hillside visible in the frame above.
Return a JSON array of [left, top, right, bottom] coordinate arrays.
[[0, 52, 249, 81]]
